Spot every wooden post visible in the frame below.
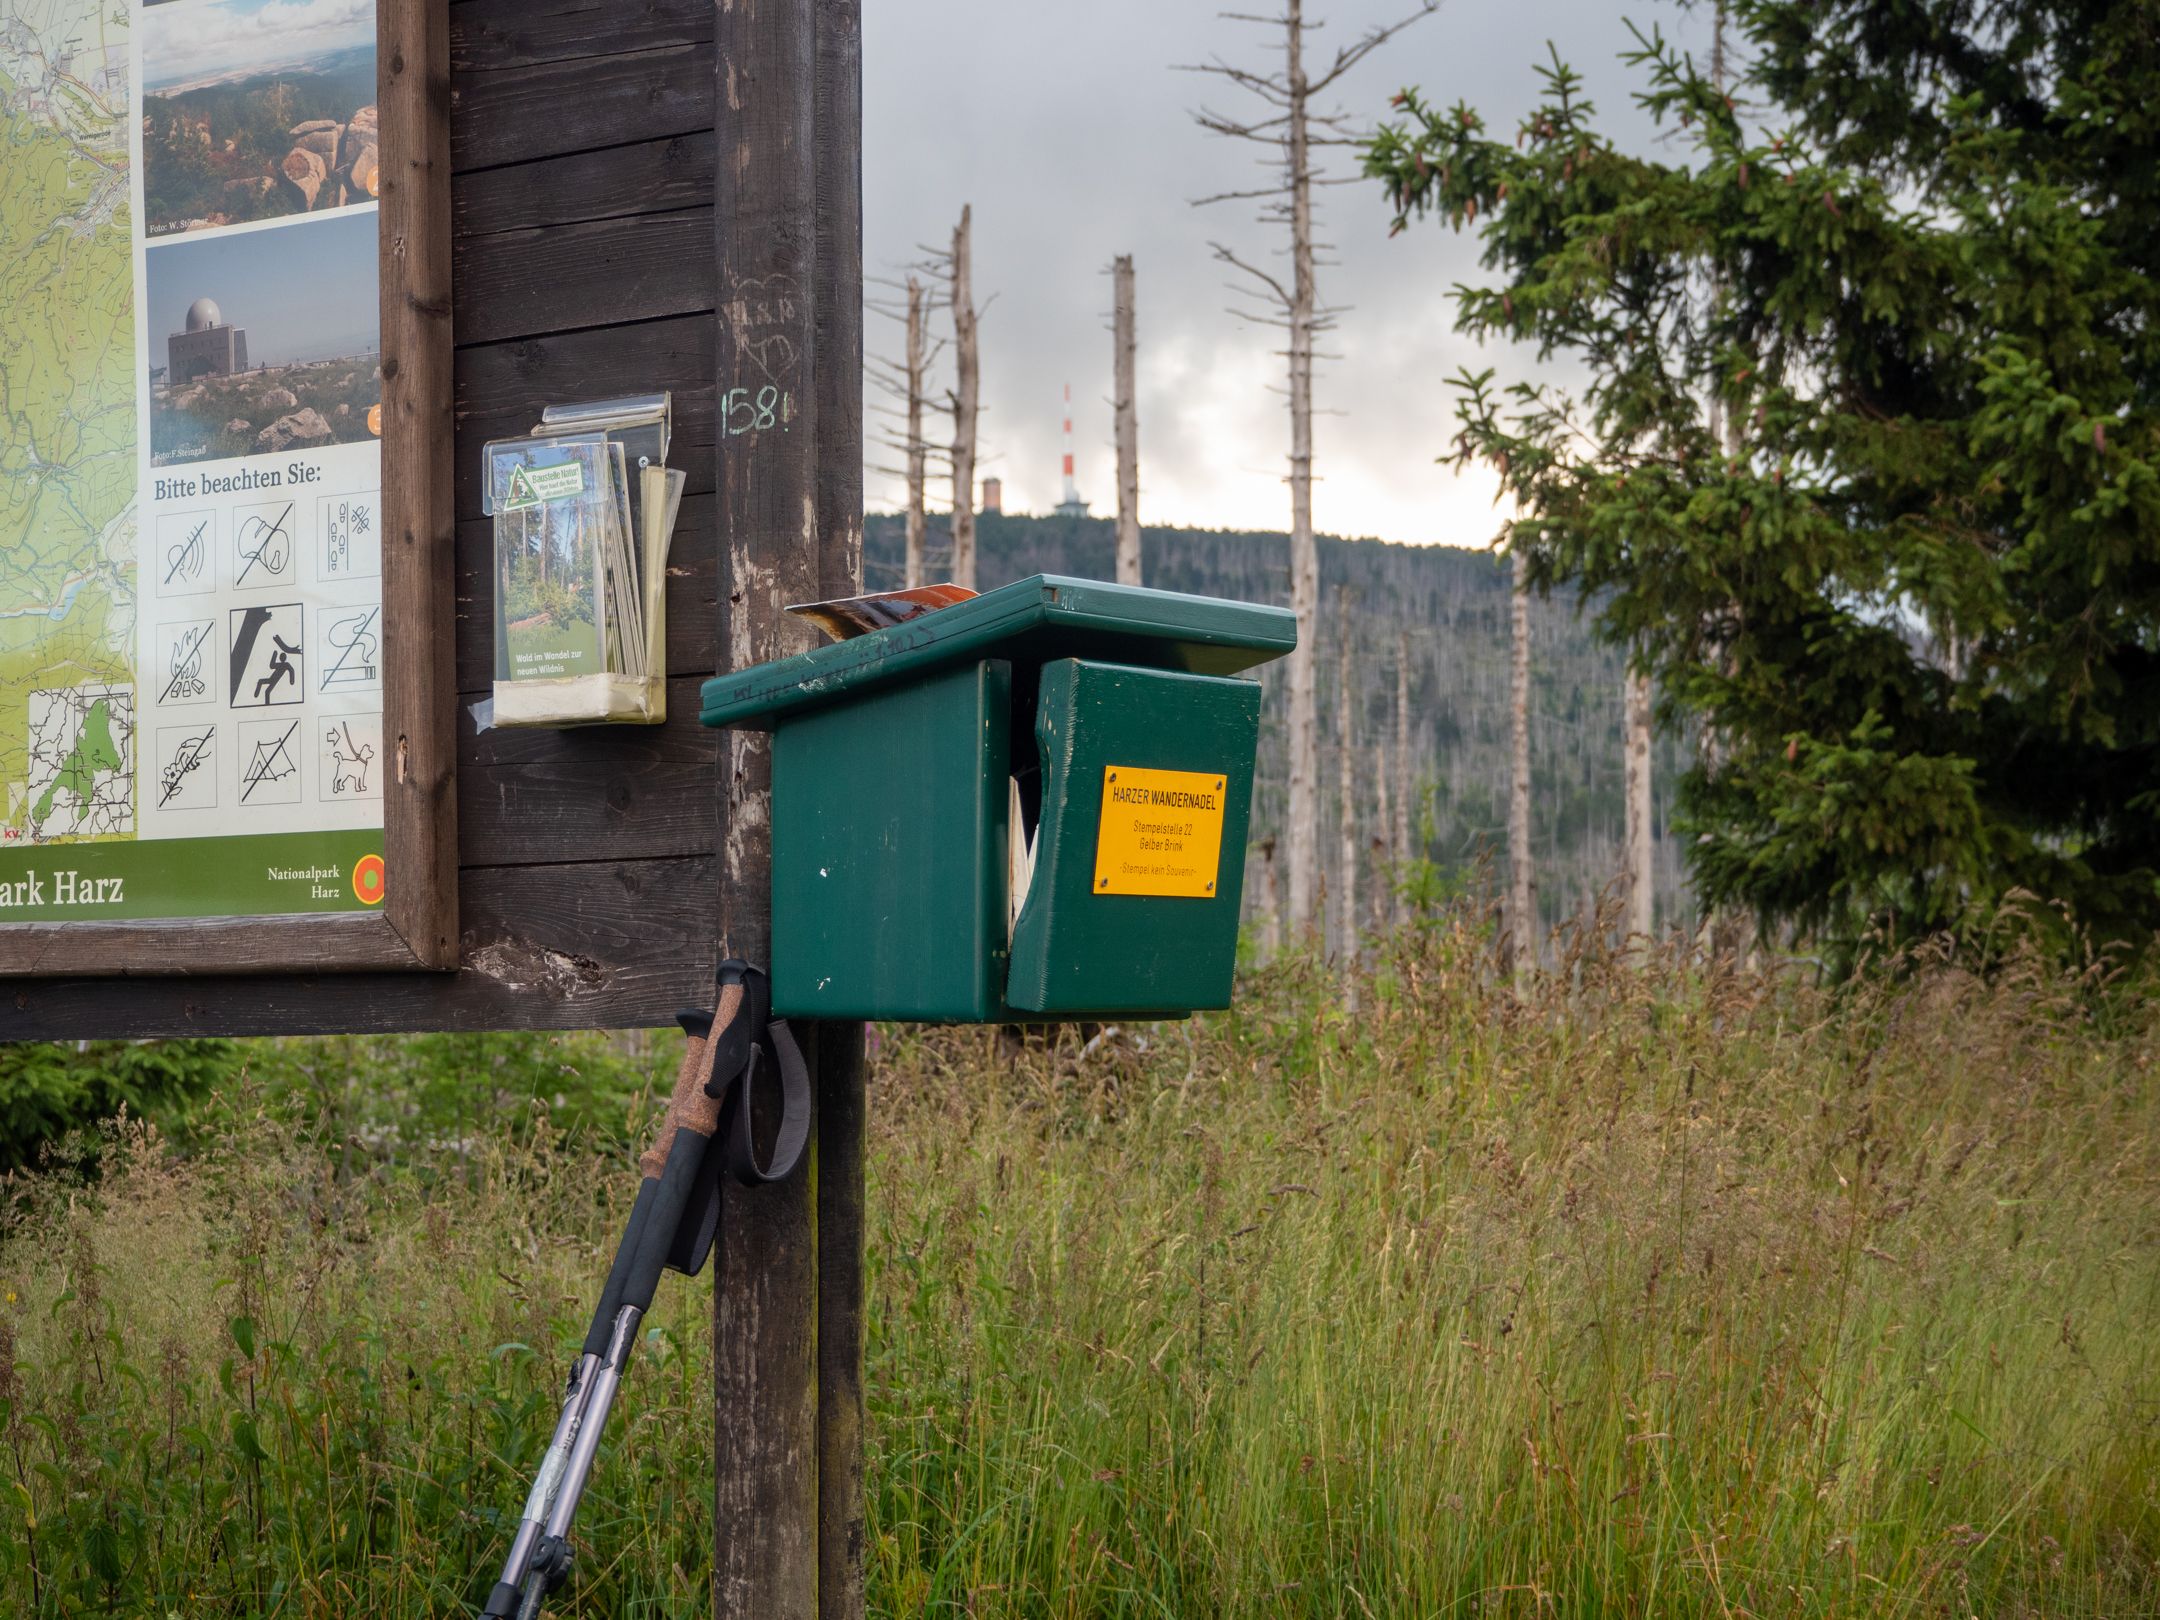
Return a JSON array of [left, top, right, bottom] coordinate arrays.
[[810, 0, 866, 1614], [712, 0, 862, 1616]]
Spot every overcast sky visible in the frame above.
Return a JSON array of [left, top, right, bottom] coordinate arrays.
[[861, 0, 1714, 549], [146, 0, 373, 92]]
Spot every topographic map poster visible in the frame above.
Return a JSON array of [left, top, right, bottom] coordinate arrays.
[[0, 0, 387, 925]]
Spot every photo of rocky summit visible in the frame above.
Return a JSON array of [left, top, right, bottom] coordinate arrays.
[[142, 0, 378, 238], [145, 209, 381, 469]]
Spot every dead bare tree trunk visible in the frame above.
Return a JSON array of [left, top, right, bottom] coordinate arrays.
[[1336, 602, 1357, 982], [1373, 732, 1392, 935], [1258, 835, 1282, 962], [1186, 0, 1434, 942], [1624, 665, 1654, 944], [1393, 626, 1412, 923], [1112, 255, 1142, 587], [904, 276, 928, 589], [869, 269, 949, 586], [1509, 548, 1535, 981], [949, 205, 980, 590], [1284, 8, 1323, 943]]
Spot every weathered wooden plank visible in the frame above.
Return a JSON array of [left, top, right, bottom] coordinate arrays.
[[455, 313, 714, 412], [454, 501, 719, 689], [380, 0, 461, 970], [452, 0, 713, 75], [458, 760, 715, 867], [452, 43, 711, 173], [0, 914, 424, 981], [454, 133, 715, 239], [455, 681, 716, 866], [714, 0, 824, 1612], [0, 858, 717, 1040], [454, 209, 717, 346]]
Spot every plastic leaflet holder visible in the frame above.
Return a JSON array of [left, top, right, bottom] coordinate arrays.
[[484, 426, 684, 727], [531, 392, 673, 543]]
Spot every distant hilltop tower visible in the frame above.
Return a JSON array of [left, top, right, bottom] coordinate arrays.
[[167, 296, 247, 385], [1055, 383, 1089, 517], [980, 476, 1004, 515]]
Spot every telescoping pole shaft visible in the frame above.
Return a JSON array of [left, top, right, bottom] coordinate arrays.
[[477, 969, 749, 1620], [482, 1163, 669, 1616], [487, 1350, 598, 1610]]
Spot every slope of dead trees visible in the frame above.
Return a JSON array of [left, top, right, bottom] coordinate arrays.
[[863, 511, 1694, 960], [864, 0, 1686, 971]]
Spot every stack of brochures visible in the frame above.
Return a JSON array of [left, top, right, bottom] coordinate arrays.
[[483, 395, 684, 727]]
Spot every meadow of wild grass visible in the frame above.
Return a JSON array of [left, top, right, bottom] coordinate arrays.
[[1, 917, 2155, 1618]]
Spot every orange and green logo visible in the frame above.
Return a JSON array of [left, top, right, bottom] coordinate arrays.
[[353, 853, 386, 906]]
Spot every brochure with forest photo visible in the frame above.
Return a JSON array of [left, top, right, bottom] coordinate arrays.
[[487, 435, 612, 682]]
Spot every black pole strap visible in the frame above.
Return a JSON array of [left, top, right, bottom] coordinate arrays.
[[662, 968, 811, 1278], [719, 1016, 811, 1186]]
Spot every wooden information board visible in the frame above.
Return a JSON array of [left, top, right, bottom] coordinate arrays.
[[0, 0, 857, 1044], [0, 0, 454, 987], [2, 6, 872, 1616]]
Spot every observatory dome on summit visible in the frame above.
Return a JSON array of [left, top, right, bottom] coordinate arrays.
[[168, 295, 247, 384]]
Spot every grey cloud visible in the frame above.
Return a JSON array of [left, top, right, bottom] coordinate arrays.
[[864, 0, 1707, 545]]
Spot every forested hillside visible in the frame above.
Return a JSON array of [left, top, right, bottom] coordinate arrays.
[[865, 512, 1693, 946]]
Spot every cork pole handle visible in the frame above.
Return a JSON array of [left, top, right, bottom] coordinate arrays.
[[637, 979, 744, 1179]]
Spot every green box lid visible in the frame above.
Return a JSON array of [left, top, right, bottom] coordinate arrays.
[[700, 574, 1296, 730]]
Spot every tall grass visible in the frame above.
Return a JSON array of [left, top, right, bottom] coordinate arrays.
[[3, 920, 2156, 1617]]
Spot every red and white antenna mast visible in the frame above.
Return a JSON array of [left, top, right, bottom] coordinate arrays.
[[1056, 382, 1088, 517]]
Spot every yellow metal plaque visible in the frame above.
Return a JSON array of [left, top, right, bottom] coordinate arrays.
[[1092, 765, 1228, 898]]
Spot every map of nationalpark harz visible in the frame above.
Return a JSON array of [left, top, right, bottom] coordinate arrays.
[[0, 0, 139, 845]]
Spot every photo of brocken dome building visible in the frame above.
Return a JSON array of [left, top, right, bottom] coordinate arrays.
[[167, 296, 248, 384]]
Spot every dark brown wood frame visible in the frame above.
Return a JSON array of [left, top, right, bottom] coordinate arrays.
[[0, 0, 457, 978]]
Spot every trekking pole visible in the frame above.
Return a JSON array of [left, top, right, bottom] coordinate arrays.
[[478, 960, 809, 1620]]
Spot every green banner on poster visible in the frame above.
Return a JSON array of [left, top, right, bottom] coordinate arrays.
[[0, 832, 386, 922]]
